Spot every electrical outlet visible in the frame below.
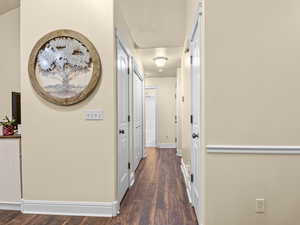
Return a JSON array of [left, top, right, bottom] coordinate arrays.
[[256, 199, 265, 213]]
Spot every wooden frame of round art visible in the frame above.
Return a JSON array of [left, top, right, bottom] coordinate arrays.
[[28, 29, 101, 106]]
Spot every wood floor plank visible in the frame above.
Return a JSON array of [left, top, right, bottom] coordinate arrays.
[[0, 148, 198, 225]]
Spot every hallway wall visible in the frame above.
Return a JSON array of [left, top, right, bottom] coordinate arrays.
[[21, 0, 116, 202], [0, 8, 20, 118], [145, 77, 176, 147], [205, 0, 300, 224]]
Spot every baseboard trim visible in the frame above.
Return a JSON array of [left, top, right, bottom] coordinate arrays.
[[158, 143, 177, 149], [145, 145, 157, 148], [21, 200, 119, 217], [207, 145, 300, 154], [0, 202, 21, 211], [180, 159, 192, 203]]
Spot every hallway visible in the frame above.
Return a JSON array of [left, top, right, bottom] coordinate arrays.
[[0, 148, 198, 225]]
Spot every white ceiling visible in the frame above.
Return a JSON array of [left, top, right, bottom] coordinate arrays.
[[118, 0, 186, 77], [138, 47, 182, 77], [0, 0, 19, 15]]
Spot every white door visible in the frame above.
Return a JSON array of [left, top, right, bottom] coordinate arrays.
[[133, 70, 144, 170], [117, 40, 130, 202], [145, 96, 156, 147], [190, 14, 202, 219]]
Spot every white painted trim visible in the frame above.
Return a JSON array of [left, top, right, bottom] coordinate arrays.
[[115, 29, 133, 58], [207, 145, 300, 154], [21, 200, 119, 217], [158, 143, 177, 149], [130, 172, 135, 186], [0, 202, 21, 211], [180, 159, 192, 203], [144, 86, 159, 90], [176, 149, 182, 157], [145, 145, 157, 148]]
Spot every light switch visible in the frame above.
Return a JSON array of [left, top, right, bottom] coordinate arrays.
[[85, 110, 104, 120], [256, 199, 265, 213]]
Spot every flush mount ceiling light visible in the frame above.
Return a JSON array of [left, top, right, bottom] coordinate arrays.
[[153, 56, 168, 68]]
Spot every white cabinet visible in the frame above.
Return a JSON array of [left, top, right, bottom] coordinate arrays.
[[0, 137, 21, 209]]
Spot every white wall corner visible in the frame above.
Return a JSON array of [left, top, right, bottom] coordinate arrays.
[[158, 143, 177, 149], [22, 200, 119, 217], [0, 202, 21, 211], [180, 159, 192, 203]]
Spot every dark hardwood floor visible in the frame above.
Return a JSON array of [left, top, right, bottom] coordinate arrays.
[[0, 148, 198, 225]]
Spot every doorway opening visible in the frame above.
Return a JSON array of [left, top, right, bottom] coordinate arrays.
[[116, 0, 203, 224]]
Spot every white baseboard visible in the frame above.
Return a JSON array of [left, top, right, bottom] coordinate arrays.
[[0, 202, 21, 211], [145, 144, 156, 148], [21, 200, 119, 217], [130, 172, 135, 186], [158, 143, 177, 149], [180, 159, 192, 203]]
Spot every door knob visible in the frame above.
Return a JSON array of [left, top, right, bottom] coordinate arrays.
[[119, 129, 125, 134], [192, 133, 199, 139]]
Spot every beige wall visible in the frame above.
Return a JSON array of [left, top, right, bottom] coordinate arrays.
[[205, 0, 300, 224], [145, 77, 176, 145], [21, 0, 116, 202], [0, 8, 20, 118]]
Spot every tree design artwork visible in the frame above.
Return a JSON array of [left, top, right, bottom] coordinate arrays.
[[36, 37, 92, 98]]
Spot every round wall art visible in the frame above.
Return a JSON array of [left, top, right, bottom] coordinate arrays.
[[28, 29, 101, 106]]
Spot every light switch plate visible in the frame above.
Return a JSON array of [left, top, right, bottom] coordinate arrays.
[[85, 110, 104, 120], [256, 199, 265, 213]]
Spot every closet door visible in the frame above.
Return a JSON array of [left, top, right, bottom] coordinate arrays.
[[133, 70, 143, 171], [117, 40, 130, 202]]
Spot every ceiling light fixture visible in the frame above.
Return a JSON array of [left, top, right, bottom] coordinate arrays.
[[153, 56, 168, 68]]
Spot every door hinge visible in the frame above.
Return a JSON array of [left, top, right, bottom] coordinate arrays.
[[190, 115, 193, 124], [128, 67, 130, 75], [191, 174, 194, 183], [190, 55, 193, 65], [128, 115, 131, 122], [128, 162, 131, 170]]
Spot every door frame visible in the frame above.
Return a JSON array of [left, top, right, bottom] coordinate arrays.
[[144, 86, 159, 148], [189, 2, 204, 223], [116, 34, 131, 204]]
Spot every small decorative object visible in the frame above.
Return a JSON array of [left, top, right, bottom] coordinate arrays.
[[0, 116, 16, 136], [28, 29, 101, 106]]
